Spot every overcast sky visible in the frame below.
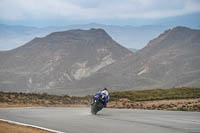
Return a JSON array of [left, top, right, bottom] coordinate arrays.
[[0, 0, 200, 27]]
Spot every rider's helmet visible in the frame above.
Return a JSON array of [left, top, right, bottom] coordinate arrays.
[[104, 88, 108, 91]]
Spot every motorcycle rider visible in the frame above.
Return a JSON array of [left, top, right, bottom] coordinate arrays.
[[93, 88, 110, 107]]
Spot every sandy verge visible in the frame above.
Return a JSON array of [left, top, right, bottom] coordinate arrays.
[[0, 120, 52, 133]]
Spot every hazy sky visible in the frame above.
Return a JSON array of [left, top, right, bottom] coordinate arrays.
[[0, 0, 200, 27]]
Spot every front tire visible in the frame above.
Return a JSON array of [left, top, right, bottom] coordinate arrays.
[[91, 102, 98, 115], [91, 100, 104, 115]]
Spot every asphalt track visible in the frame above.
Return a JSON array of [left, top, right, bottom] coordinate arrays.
[[0, 107, 200, 133]]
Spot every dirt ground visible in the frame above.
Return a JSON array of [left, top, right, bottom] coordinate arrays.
[[0, 121, 52, 133], [107, 98, 200, 111]]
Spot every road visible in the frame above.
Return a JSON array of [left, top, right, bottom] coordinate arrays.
[[0, 107, 200, 133]]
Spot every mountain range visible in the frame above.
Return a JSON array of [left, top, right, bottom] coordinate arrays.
[[0, 26, 199, 95], [0, 23, 168, 50]]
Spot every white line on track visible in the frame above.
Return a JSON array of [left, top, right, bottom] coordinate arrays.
[[0, 119, 65, 133]]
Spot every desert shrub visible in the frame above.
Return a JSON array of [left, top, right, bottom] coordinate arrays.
[[0, 97, 5, 102]]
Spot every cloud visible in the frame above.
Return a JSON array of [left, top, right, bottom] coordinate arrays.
[[0, 0, 200, 21]]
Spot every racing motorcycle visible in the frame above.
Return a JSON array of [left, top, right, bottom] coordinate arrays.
[[91, 93, 106, 115]]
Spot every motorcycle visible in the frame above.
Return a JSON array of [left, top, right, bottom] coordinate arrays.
[[91, 94, 105, 115]]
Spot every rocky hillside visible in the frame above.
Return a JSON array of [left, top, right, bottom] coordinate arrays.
[[0, 29, 132, 95], [103, 26, 200, 89]]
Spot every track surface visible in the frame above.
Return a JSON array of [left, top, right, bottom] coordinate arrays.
[[0, 107, 200, 133]]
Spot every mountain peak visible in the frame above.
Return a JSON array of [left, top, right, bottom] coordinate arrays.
[[171, 26, 191, 31], [89, 28, 106, 32], [145, 26, 200, 49], [46, 28, 109, 39]]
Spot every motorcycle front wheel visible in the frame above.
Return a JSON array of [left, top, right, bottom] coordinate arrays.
[[91, 102, 98, 115]]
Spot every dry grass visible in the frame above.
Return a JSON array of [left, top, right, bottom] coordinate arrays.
[[110, 87, 200, 101], [0, 121, 52, 133]]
